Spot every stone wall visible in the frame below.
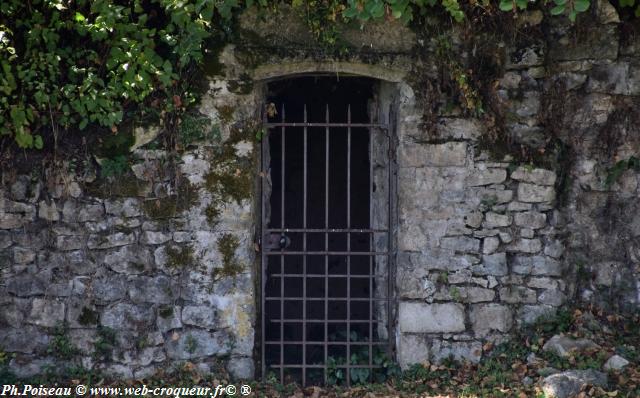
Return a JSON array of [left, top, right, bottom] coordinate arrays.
[[1, 0, 640, 380], [0, 82, 261, 379]]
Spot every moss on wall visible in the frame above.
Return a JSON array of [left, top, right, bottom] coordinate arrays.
[[142, 178, 199, 219], [213, 233, 244, 280], [203, 125, 256, 225], [165, 244, 195, 269]]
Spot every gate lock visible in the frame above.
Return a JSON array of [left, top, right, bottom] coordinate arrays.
[[264, 233, 291, 250]]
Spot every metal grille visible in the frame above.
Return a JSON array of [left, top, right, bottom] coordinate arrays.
[[260, 102, 393, 386]]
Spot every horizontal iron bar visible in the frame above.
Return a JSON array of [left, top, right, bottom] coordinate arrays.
[[268, 274, 386, 278], [267, 319, 386, 323], [265, 341, 388, 346], [266, 364, 386, 369], [266, 228, 388, 233], [265, 297, 388, 301], [266, 251, 388, 255], [265, 122, 388, 128]]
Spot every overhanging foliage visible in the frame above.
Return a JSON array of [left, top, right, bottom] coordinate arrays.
[[0, 0, 637, 150]]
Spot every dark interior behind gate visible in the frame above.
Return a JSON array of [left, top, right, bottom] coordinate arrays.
[[261, 76, 391, 386]]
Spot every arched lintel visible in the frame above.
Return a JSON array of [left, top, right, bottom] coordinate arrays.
[[252, 61, 406, 83]]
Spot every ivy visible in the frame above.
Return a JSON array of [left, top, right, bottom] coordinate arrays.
[[0, 0, 629, 151]]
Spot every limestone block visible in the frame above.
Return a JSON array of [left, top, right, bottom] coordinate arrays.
[[508, 201, 532, 211], [464, 211, 483, 228], [482, 237, 500, 254], [103, 245, 153, 274], [182, 305, 218, 329], [399, 302, 466, 333], [474, 253, 508, 276], [227, 357, 255, 379], [440, 236, 480, 253], [128, 276, 178, 304], [507, 45, 544, 69], [101, 303, 154, 330], [484, 212, 511, 228], [430, 340, 482, 363], [436, 118, 486, 140], [156, 306, 182, 332], [38, 200, 60, 221], [541, 370, 607, 398], [400, 142, 467, 167], [587, 62, 640, 96], [88, 232, 136, 249], [105, 198, 142, 218], [538, 289, 567, 306], [27, 298, 65, 327], [603, 355, 629, 371], [0, 326, 50, 354], [164, 329, 230, 360], [517, 304, 557, 324], [140, 231, 172, 245], [511, 167, 557, 186], [514, 211, 547, 229], [398, 334, 430, 369], [456, 286, 496, 303], [55, 235, 85, 251], [470, 304, 513, 336], [507, 238, 542, 254], [13, 247, 35, 264], [499, 286, 537, 304], [543, 335, 600, 357], [518, 183, 556, 203], [466, 168, 507, 186]]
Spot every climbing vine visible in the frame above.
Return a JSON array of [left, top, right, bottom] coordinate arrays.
[[0, 0, 634, 152]]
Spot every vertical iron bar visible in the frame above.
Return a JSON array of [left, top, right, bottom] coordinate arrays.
[[369, 117, 374, 376], [280, 104, 285, 383], [323, 104, 330, 385], [387, 117, 394, 360], [261, 105, 268, 381], [302, 104, 308, 386], [346, 105, 351, 386]]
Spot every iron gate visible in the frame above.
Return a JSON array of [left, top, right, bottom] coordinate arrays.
[[260, 101, 394, 386]]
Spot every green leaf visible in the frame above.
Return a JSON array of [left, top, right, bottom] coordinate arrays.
[[34, 135, 43, 149], [619, 0, 635, 7], [550, 4, 565, 14], [574, 0, 590, 12], [568, 9, 577, 20], [516, 0, 528, 9], [74, 12, 85, 22], [499, 0, 514, 11]]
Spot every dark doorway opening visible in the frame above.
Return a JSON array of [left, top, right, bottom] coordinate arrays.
[[261, 76, 391, 386]]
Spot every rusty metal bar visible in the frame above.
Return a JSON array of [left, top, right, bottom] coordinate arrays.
[[369, 119, 375, 382], [267, 341, 388, 345], [265, 251, 388, 255], [266, 228, 388, 233], [265, 122, 388, 128], [346, 105, 352, 386], [266, 297, 389, 301], [261, 105, 268, 380], [323, 104, 329, 385], [302, 104, 308, 386], [262, 93, 393, 386], [280, 104, 286, 383]]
